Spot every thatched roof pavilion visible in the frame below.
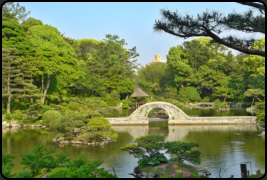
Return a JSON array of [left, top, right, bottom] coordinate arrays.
[[130, 85, 149, 98], [130, 85, 149, 108]]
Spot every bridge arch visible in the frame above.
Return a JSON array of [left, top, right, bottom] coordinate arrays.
[[128, 102, 189, 123]]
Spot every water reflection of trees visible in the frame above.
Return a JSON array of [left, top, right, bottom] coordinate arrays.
[[2, 125, 264, 177]]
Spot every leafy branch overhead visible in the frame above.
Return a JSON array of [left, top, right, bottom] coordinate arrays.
[[154, 2, 265, 57]]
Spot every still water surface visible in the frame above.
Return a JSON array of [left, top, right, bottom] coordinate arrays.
[[2, 108, 264, 178]]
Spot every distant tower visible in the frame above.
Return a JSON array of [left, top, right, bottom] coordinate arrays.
[[154, 55, 161, 62], [146, 54, 162, 66]]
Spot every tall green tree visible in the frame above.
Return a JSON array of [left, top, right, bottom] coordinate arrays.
[[2, 2, 30, 22], [183, 38, 208, 71], [27, 25, 84, 104], [2, 48, 20, 113], [244, 89, 265, 102], [166, 45, 192, 89], [11, 56, 43, 111], [73, 35, 139, 97]]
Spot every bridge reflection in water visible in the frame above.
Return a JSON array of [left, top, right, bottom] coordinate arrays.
[[112, 123, 257, 142]]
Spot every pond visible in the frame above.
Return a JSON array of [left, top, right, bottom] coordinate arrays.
[[2, 117, 265, 178]]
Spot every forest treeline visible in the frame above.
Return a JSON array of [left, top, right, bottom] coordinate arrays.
[[2, 3, 138, 114], [2, 3, 265, 123], [137, 37, 265, 103]]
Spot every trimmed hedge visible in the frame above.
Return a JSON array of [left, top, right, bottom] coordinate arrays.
[[107, 98, 118, 106], [42, 110, 62, 125]]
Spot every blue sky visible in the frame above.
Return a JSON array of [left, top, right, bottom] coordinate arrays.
[[18, 2, 264, 67]]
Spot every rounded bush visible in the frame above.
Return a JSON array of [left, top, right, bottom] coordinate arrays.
[[68, 102, 80, 111], [122, 103, 129, 109], [62, 96, 70, 102], [121, 100, 128, 104], [42, 110, 62, 125], [5, 113, 12, 120], [2, 108, 7, 114], [36, 99, 43, 104], [13, 110, 23, 120], [107, 98, 117, 106], [179, 86, 201, 102], [201, 96, 210, 102], [41, 106, 52, 114], [61, 102, 68, 107]]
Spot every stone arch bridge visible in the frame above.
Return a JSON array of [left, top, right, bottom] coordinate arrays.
[[106, 102, 256, 125]]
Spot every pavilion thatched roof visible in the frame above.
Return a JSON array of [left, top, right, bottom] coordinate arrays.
[[129, 85, 149, 97]]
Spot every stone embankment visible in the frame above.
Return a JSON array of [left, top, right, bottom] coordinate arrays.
[[2, 121, 46, 128], [217, 108, 230, 111], [52, 136, 116, 147], [184, 103, 214, 108], [257, 122, 265, 138], [246, 105, 257, 112]]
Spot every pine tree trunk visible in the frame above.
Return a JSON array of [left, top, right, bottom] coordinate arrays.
[[126, 94, 129, 100], [30, 78, 34, 103], [41, 75, 51, 104], [13, 97, 24, 112], [7, 96, 11, 114], [254, 95, 261, 102], [7, 64, 11, 114], [251, 97, 255, 107], [181, 81, 184, 88]]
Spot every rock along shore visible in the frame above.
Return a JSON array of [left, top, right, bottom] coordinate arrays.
[[2, 120, 46, 128]]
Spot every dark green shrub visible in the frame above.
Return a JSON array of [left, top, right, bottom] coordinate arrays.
[[41, 106, 52, 114], [164, 141, 201, 165], [86, 117, 118, 142], [68, 102, 80, 111], [110, 90, 120, 99], [24, 101, 43, 121], [121, 100, 128, 104], [53, 105, 67, 114], [201, 96, 210, 102], [179, 86, 201, 102], [107, 98, 117, 106], [13, 110, 23, 120], [2, 108, 6, 114], [128, 98, 136, 108], [255, 99, 265, 124], [87, 117, 111, 131], [214, 100, 230, 108], [47, 156, 117, 178], [101, 97, 107, 102], [47, 95, 60, 104], [2, 145, 117, 178], [100, 107, 119, 116], [87, 110, 102, 119], [62, 96, 70, 103], [121, 135, 166, 168], [42, 110, 62, 125], [61, 102, 68, 107], [138, 153, 168, 168], [2, 152, 15, 178], [86, 131, 105, 142], [5, 114, 12, 120], [122, 103, 129, 109]]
